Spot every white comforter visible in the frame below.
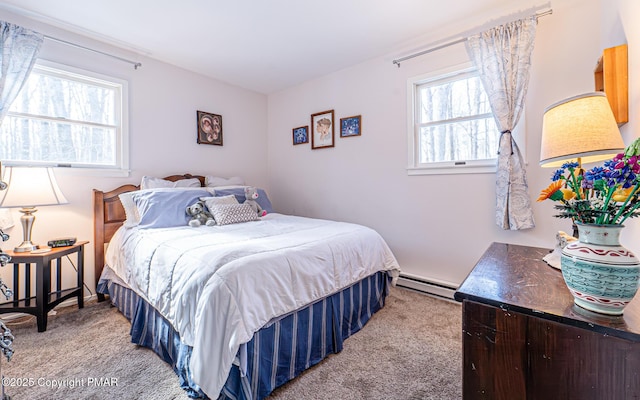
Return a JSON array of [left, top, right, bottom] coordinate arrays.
[[105, 213, 400, 398]]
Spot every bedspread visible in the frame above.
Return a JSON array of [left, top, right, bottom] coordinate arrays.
[[105, 213, 400, 398]]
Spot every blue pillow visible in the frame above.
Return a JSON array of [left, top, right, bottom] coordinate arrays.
[[213, 187, 274, 213], [131, 188, 212, 229]]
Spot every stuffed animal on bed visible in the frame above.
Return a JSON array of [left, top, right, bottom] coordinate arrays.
[[186, 201, 216, 227], [243, 186, 267, 217]]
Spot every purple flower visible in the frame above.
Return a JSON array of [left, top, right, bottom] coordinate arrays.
[[628, 156, 640, 173], [605, 156, 640, 189]]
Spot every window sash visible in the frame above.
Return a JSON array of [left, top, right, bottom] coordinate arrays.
[[407, 64, 500, 175], [416, 72, 492, 126], [416, 115, 498, 164], [0, 61, 128, 173]]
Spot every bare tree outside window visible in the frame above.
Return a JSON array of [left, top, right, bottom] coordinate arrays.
[[416, 73, 497, 164], [408, 66, 503, 175]]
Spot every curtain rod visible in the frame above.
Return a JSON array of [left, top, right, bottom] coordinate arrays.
[[392, 9, 553, 67], [44, 35, 142, 69]]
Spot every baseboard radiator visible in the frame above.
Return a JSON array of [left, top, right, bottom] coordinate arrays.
[[396, 274, 458, 300]]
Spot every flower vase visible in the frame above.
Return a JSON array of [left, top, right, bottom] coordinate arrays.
[[561, 223, 640, 316]]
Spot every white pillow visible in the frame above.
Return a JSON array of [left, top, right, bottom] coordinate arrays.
[[210, 185, 246, 191], [200, 195, 238, 212], [119, 192, 141, 227], [205, 176, 244, 188], [140, 176, 201, 190]]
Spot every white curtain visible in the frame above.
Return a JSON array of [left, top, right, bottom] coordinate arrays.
[[0, 21, 43, 123], [465, 17, 536, 230]]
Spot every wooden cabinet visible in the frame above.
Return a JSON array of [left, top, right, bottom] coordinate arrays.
[[594, 44, 628, 125], [455, 242, 640, 399]]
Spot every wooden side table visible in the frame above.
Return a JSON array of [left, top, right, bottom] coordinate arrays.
[[454, 242, 640, 399], [0, 241, 88, 332]]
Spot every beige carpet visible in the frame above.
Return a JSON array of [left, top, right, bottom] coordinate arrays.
[[1, 287, 462, 400]]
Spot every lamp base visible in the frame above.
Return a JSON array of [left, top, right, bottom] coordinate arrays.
[[14, 241, 37, 253], [15, 207, 38, 253]]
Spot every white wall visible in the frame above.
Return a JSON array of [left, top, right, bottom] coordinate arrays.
[[0, 0, 636, 297], [267, 0, 637, 286], [0, 11, 269, 295]]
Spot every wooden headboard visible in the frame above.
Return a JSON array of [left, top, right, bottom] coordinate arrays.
[[92, 174, 206, 298]]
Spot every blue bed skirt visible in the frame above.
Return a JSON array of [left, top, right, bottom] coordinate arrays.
[[97, 271, 391, 400]]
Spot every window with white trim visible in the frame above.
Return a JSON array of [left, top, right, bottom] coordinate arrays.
[[407, 64, 500, 175], [0, 61, 128, 173]]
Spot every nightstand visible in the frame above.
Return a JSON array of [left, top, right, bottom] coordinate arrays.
[[0, 241, 88, 332]]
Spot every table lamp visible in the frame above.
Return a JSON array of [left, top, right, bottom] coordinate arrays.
[[540, 92, 625, 168], [540, 92, 625, 240], [0, 167, 68, 252]]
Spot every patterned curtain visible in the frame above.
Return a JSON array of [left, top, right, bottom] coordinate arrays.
[[465, 17, 537, 230], [0, 21, 43, 123]]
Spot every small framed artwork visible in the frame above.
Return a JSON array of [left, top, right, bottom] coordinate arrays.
[[311, 109, 334, 149], [197, 110, 223, 146], [292, 126, 309, 145], [340, 115, 361, 138]]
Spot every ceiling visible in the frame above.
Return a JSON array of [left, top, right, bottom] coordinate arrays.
[[0, 0, 545, 94]]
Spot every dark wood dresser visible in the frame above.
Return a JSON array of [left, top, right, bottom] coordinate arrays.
[[454, 242, 640, 400]]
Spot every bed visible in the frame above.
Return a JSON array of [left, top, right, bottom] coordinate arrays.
[[93, 174, 401, 399]]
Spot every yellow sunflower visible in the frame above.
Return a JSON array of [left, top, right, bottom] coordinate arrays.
[[612, 187, 635, 202], [537, 181, 564, 202], [560, 188, 576, 201]]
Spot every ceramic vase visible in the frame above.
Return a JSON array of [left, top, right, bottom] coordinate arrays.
[[561, 223, 640, 316]]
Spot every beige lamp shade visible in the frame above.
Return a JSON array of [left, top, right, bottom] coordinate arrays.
[[0, 167, 68, 207], [0, 167, 68, 252], [540, 92, 625, 168]]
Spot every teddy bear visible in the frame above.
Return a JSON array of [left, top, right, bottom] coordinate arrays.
[[185, 201, 216, 227], [243, 186, 267, 217]]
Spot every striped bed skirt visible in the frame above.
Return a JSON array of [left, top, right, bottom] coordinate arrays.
[[97, 270, 391, 400]]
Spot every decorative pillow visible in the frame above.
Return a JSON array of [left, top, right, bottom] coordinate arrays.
[[119, 192, 141, 227], [131, 188, 212, 229], [204, 176, 245, 188], [209, 203, 259, 226], [199, 195, 238, 212], [140, 176, 201, 190], [213, 187, 274, 213]]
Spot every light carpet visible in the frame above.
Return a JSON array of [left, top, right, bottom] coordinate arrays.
[[1, 287, 462, 399]]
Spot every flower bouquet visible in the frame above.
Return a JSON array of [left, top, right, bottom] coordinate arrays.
[[538, 138, 640, 225]]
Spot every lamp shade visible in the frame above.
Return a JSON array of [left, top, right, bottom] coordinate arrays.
[[0, 167, 68, 207], [540, 92, 625, 168]]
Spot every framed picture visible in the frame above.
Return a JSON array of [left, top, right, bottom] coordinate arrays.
[[292, 126, 309, 145], [340, 115, 361, 138], [197, 110, 223, 146], [311, 109, 334, 149]]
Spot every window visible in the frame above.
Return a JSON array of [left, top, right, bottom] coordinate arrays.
[[407, 64, 500, 175], [0, 61, 128, 174]]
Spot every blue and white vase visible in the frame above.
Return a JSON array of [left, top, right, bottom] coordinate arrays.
[[561, 223, 640, 316]]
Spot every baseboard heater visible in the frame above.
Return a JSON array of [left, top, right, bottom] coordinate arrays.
[[396, 274, 458, 300]]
